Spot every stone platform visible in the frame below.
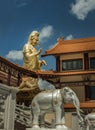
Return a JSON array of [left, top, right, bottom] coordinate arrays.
[[26, 126, 71, 130]]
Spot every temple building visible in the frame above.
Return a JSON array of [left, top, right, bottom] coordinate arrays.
[[42, 36, 95, 102]]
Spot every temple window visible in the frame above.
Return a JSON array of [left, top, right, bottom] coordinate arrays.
[[90, 86, 95, 100], [62, 59, 83, 71], [90, 57, 95, 69]]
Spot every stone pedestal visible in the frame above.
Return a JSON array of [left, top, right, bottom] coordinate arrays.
[[26, 126, 71, 130]]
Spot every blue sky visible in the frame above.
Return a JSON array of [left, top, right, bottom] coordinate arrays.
[[0, 0, 95, 70]]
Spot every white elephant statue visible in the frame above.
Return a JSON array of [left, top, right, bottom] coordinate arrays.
[[31, 87, 84, 129]]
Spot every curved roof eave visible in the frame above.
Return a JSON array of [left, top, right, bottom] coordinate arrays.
[[41, 36, 95, 57]]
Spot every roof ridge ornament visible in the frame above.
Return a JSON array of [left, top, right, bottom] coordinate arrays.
[[57, 36, 64, 43]]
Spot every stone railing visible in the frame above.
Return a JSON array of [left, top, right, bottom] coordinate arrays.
[[0, 83, 18, 130], [15, 104, 32, 127]]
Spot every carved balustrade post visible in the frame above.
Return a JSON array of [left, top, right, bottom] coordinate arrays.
[[0, 83, 19, 130]]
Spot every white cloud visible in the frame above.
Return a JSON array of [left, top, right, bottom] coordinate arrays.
[[39, 25, 54, 43], [70, 0, 95, 20], [15, 0, 27, 7], [65, 34, 73, 40], [6, 50, 23, 60]]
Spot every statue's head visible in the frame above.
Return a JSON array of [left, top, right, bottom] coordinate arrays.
[[28, 31, 39, 46], [29, 31, 39, 37]]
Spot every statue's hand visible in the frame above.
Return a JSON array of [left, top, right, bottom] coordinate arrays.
[[42, 60, 47, 65], [38, 48, 42, 54]]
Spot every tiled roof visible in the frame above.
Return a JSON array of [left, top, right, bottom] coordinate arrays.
[[42, 36, 95, 56]]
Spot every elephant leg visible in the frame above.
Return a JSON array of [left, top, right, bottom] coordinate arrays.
[[61, 104, 65, 124], [55, 106, 68, 130], [54, 102, 63, 124], [39, 112, 45, 128], [54, 102, 66, 129], [55, 106, 62, 125], [32, 101, 40, 128]]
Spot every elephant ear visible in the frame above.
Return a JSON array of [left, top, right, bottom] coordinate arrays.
[[65, 93, 73, 103], [62, 87, 72, 103]]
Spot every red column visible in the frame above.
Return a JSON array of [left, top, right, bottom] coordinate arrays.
[[56, 56, 60, 72]]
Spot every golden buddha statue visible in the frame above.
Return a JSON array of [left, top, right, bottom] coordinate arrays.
[[19, 31, 46, 92], [23, 31, 46, 70]]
